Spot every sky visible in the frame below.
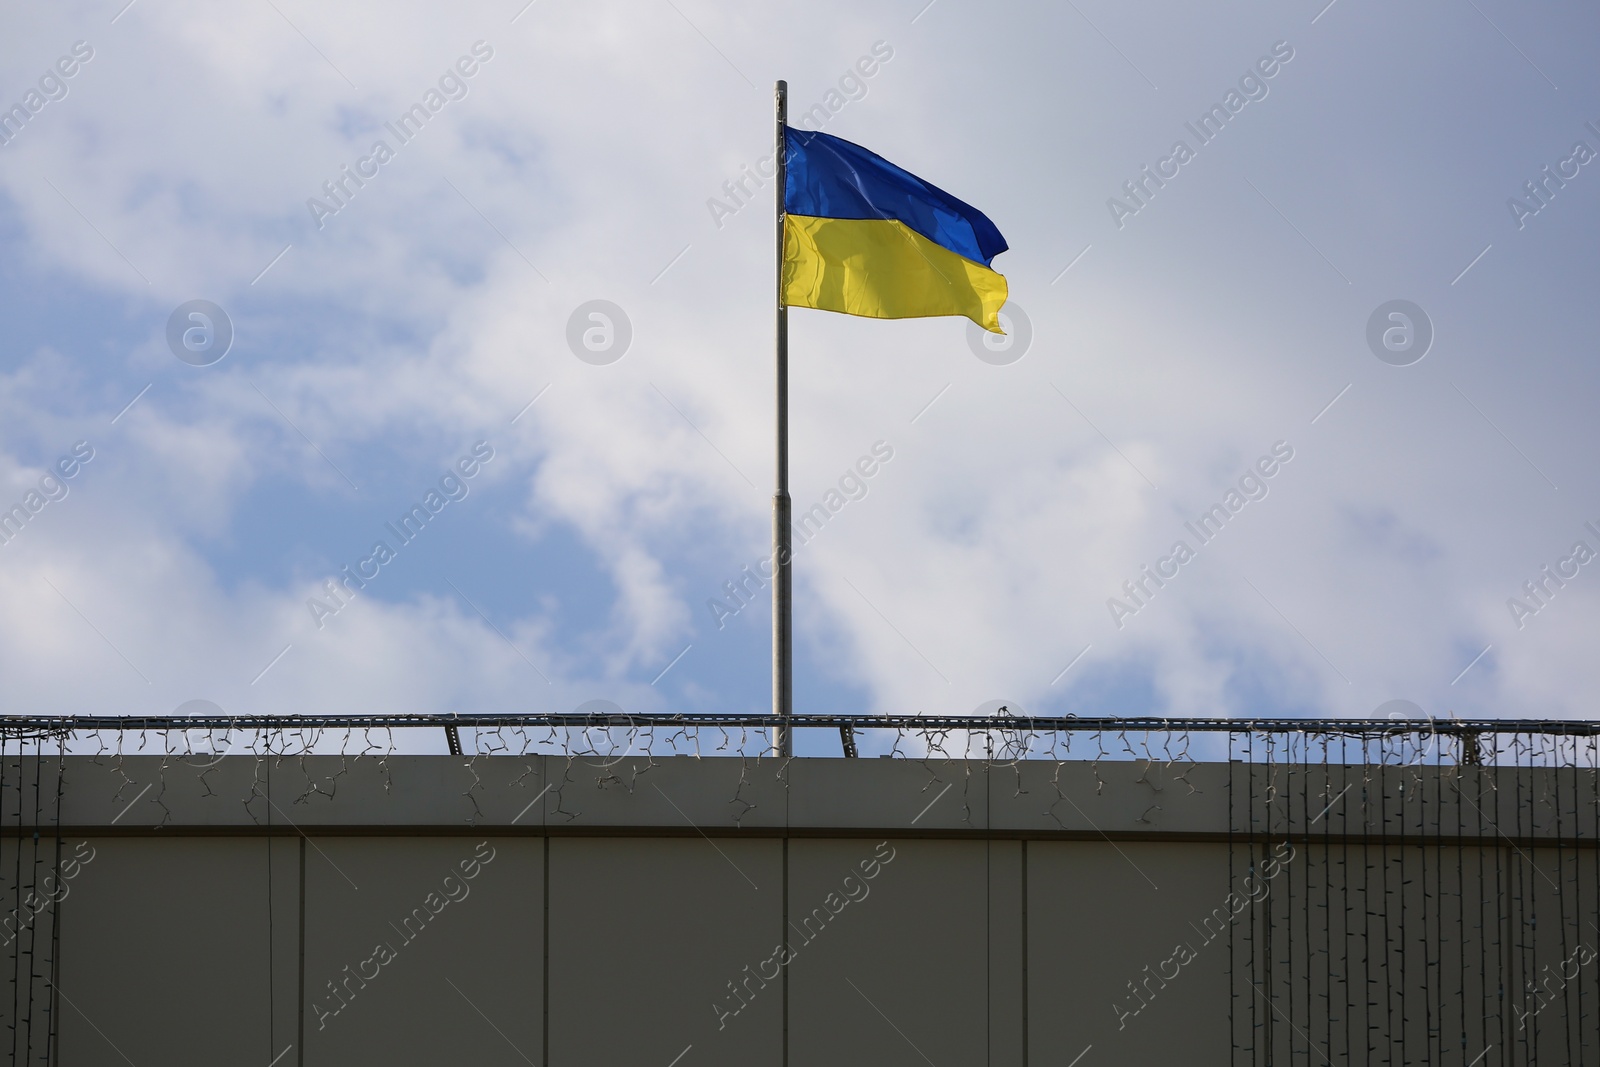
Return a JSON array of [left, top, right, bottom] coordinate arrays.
[[2, 0, 1598, 749]]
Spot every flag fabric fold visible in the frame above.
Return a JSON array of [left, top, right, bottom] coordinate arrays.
[[781, 126, 1009, 332]]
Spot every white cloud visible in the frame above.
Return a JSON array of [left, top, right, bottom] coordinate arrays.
[[3, 0, 1599, 729]]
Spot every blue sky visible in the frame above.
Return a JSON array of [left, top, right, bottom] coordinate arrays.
[[2, 0, 1598, 747]]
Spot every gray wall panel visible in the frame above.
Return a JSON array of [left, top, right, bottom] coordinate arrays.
[[302, 837, 542, 1067], [1027, 841, 1231, 1067], [988, 840, 1025, 1067], [547, 838, 782, 1067], [1, 835, 70, 1066], [55, 837, 296, 1067], [787, 839, 991, 1067]]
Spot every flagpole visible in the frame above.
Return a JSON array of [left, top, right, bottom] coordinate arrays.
[[772, 79, 793, 758]]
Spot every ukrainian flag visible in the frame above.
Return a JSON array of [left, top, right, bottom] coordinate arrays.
[[783, 126, 1009, 332]]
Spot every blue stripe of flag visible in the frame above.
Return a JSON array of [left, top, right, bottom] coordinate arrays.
[[783, 126, 1008, 268]]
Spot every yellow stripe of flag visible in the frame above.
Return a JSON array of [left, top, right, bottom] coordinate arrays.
[[782, 214, 1009, 333]]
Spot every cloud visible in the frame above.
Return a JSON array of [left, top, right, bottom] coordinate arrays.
[[2, 0, 1599, 733]]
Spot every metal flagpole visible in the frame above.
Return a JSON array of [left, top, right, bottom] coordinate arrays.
[[772, 80, 793, 757]]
